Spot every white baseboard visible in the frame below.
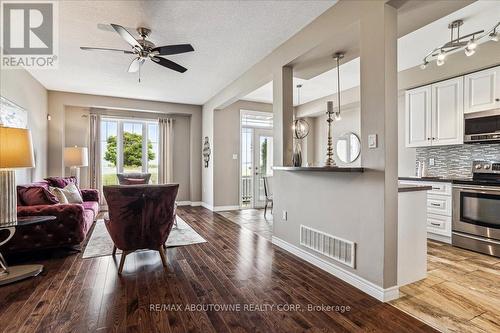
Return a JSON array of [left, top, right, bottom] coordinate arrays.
[[213, 205, 240, 212], [271, 236, 400, 302], [177, 201, 204, 207], [427, 233, 451, 244], [201, 202, 214, 211]]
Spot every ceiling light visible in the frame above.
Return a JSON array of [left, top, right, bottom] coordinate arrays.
[[467, 39, 477, 50], [490, 31, 499, 42], [464, 46, 476, 57], [420, 19, 500, 69], [437, 50, 446, 61]]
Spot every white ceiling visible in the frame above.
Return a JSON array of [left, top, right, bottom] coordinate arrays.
[[243, 0, 500, 105], [27, 0, 336, 105]]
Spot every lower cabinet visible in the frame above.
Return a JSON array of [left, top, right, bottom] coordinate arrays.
[[399, 180, 452, 244]]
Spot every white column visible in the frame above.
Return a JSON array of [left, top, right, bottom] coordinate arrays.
[[273, 66, 294, 167], [359, 1, 398, 288]]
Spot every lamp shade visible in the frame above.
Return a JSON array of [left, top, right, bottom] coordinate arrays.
[[0, 126, 35, 169], [64, 146, 88, 167]]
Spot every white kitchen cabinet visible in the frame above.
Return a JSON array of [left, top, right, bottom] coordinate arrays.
[[405, 86, 432, 147], [431, 77, 464, 146], [405, 78, 463, 148], [464, 66, 500, 114], [398, 180, 452, 244]]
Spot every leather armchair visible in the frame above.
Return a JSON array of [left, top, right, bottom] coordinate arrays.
[[103, 184, 179, 274]]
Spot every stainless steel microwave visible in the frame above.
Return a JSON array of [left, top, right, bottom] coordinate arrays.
[[464, 109, 500, 143]]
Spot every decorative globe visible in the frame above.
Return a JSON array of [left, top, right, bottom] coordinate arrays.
[[293, 118, 310, 139]]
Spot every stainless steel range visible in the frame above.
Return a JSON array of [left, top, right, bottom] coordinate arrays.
[[452, 161, 500, 257]]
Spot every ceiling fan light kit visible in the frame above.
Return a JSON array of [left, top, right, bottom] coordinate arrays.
[[420, 19, 499, 69], [80, 24, 194, 81]]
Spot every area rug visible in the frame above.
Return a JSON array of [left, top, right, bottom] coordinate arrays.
[[82, 216, 206, 259]]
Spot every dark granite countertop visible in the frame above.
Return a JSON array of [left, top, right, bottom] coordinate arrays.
[[273, 166, 364, 172], [398, 184, 433, 193], [399, 176, 500, 187]]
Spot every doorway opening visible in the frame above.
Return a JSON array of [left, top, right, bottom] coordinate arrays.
[[240, 110, 273, 208]]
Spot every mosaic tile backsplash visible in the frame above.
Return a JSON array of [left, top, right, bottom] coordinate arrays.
[[415, 143, 500, 178]]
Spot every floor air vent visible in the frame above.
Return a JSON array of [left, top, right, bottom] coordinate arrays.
[[300, 225, 355, 268]]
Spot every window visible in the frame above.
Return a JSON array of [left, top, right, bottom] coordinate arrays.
[[100, 118, 159, 185]]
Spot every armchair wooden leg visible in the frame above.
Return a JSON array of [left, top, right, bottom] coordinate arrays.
[[158, 247, 168, 268], [118, 251, 129, 275], [112, 245, 117, 256]]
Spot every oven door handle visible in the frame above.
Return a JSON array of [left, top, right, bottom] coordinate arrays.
[[453, 185, 500, 193], [453, 231, 500, 245]]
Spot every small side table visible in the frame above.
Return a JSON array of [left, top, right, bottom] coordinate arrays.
[[0, 216, 56, 286]]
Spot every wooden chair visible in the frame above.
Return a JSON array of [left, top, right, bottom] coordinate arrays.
[[263, 176, 273, 219], [103, 184, 179, 274]]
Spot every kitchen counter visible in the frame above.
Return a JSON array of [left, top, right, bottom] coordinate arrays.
[[273, 166, 364, 172], [398, 184, 432, 193], [399, 176, 500, 187]]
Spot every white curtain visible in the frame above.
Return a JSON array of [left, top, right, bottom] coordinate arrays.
[[89, 113, 102, 202], [158, 118, 174, 184]]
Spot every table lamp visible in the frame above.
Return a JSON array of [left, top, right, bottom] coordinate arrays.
[[64, 146, 88, 186], [0, 127, 35, 226]]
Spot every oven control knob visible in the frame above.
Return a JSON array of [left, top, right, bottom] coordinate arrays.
[[475, 164, 482, 170], [484, 164, 491, 170]]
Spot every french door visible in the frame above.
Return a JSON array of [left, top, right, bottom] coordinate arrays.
[[253, 129, 273, 208], [240, 127, 273, 208]]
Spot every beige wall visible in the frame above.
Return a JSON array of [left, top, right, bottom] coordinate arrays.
[[214, 100, 272, 207], [0, 68, 48, 184], [48, 91, 202, 202]]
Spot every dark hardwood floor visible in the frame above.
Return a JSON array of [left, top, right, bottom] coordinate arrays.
[[0, 207, 436, 332]]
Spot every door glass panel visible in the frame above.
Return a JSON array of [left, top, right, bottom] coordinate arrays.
[[101, 120, 118, 185], [241, 127, 253, 208], [255, 132, 273, 206], [461, 192, 500, 228]]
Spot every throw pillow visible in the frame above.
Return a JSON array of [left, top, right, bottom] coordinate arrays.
[[49, 186, 69, 204], [17, 186, 59, 206], [45, 176, 78, 189], [60, 183, 84, 204], [122, 177, 147, 185]]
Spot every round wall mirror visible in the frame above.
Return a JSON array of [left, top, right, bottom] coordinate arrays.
[[336, 132, 361, 164]]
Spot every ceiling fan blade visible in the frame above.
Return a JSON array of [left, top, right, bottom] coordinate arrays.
[[97, 23, 135, 34], [80, 46, 135, 54], [110, 23, 143, 50], [151, 44, 194, 56], [151, 56, 187, 73], [128, 58, 145, 73]]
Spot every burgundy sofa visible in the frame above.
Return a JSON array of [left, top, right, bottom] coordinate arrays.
[[5, 177, 99, 253]]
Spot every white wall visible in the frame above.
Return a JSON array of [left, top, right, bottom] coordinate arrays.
[[0, 68, 48, 184], [214, 100, 272, 207]]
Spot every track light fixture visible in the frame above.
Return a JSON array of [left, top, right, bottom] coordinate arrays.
[[420, 20, 499, 69]]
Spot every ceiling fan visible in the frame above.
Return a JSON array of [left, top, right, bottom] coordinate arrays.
[[80, 24, 194, 78]]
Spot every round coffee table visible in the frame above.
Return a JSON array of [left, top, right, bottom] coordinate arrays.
[[0, 216, 56, 286]]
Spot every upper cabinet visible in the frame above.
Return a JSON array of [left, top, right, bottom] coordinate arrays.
[[406, 77, 464, 148], [464, 66, 500, 114], [405, 86, 432, 147], [431, 77, 464, 146]]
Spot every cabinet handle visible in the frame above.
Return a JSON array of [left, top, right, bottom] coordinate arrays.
[[430, 203, 441, 207], [427, 137, 431, 140], [432, 187, 440, 190], [430, 222, 441, 227], [496, 98, 499, 102]]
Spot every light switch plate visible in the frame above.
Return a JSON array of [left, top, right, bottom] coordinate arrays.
[[429, 158, 435, 166], [368, 134, 377, 149], [232, 154, 238, 160], [282, 210, 287, 221]]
